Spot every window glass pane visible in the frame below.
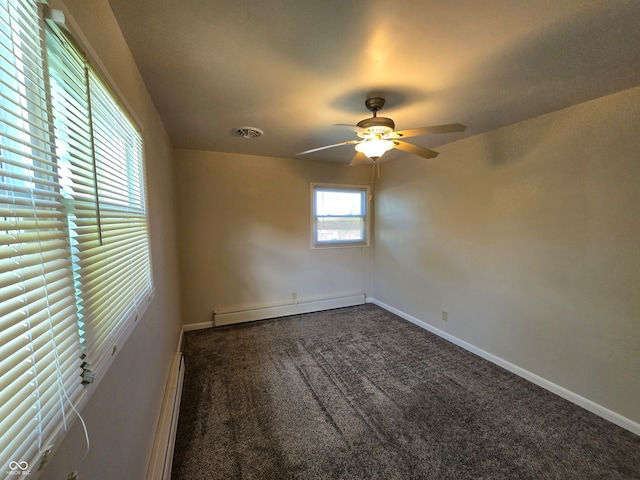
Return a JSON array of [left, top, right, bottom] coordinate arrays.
[[317, 217, 364, 242], [315, 190, 363, 216]]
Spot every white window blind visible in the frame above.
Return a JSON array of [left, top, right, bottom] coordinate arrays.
[[45, 24, 152, 377], [0, 0, 83, 473]]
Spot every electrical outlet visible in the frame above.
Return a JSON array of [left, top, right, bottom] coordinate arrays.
[[291, 292, 297, 301], [441, 311, 448, 321]]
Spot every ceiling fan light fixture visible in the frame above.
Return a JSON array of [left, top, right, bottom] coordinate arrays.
[[355, 139, 395, 159]]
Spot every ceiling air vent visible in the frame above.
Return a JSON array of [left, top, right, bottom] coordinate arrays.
[[233, 126, 264, 139]]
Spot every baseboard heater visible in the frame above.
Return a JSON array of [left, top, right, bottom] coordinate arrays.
[[146, 352, 185, 480], [213, 292, 366, 326]]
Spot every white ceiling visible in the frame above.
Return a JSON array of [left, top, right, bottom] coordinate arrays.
[[107, 0, 640, 163]]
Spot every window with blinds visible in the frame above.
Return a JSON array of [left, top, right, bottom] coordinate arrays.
[[46, 26, 153, 377], [1, 0, 152, 474]]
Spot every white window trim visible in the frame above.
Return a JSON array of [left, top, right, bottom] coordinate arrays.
[[310, 182, 371, 249]]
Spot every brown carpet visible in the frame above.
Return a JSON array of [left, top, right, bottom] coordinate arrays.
[[171, 304, 640, 479]]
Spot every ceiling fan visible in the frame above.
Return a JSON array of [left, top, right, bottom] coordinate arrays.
[[297, 97, 466, 165]]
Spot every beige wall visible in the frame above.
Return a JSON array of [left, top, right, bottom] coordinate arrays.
[[43, 1, 182, 478], [373, 85, 640, 424], [174, 150, 373, 325]]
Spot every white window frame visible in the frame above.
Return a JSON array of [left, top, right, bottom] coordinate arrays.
[[310, 183, 370, 249]]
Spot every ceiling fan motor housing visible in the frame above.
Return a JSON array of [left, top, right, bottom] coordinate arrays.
[[357, 116, 395, 137]]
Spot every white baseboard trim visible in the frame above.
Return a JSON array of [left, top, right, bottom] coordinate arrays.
[[146, 353, 185, 480], [176, 321, 213, 353], [212, 292, 366, 327], [369, 298, 640, 436], [183, 320, 215, 332]]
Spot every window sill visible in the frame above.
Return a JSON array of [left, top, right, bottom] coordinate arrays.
[[311, 243, 370, 250]]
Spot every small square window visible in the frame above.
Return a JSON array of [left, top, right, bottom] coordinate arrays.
[[311, 183, 370, 248]]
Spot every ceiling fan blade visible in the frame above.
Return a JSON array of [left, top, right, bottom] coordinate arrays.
[[335, 124, 366, 134], [297, 139, 360, 155], [391, 123, 466, 139], [392, 140, 440, 159], [349, 152, 373, 166]]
